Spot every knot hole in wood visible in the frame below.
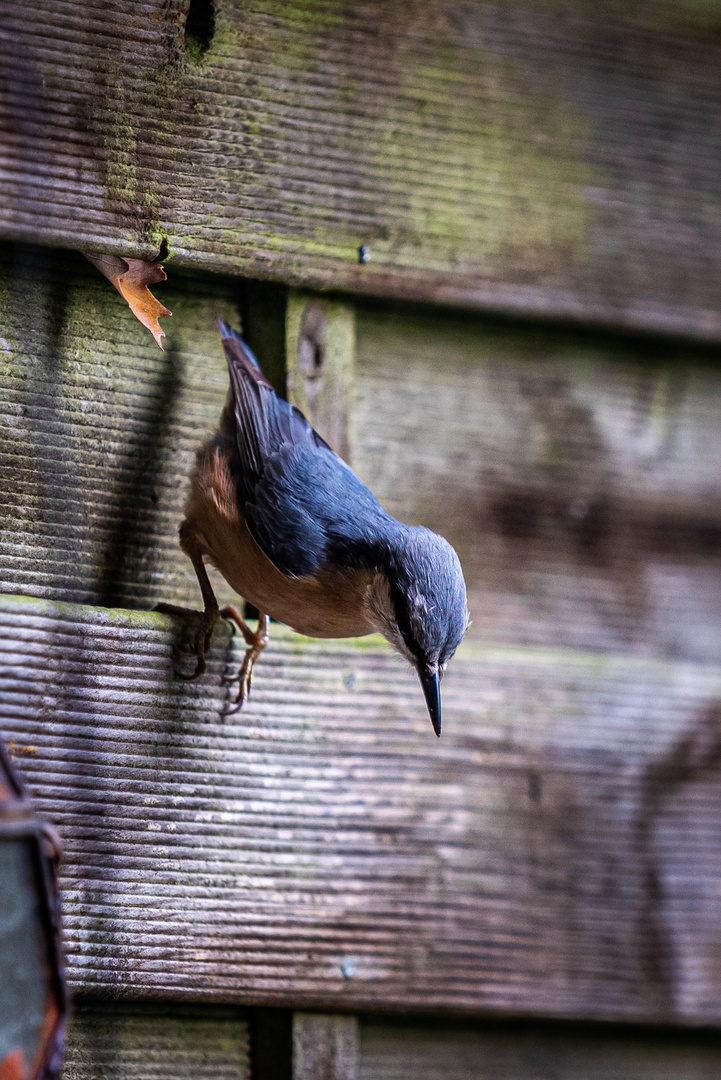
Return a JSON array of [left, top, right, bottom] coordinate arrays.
[[183, 0, 215, 61], [298, 303, 328, 403]]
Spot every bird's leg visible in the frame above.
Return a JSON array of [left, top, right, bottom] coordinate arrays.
[[155, 553, 220, 679], [220, 606, 270, 712]]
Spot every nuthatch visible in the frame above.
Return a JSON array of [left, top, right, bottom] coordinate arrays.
[[157, 320, 468, 735]]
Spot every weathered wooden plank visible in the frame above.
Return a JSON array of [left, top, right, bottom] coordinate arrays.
[[3, 594, 721, 1023], [358, 1017, 721, 1079], [64, 1001, 250, 1080], [0, 243, 238, 609], [354, 303, 721, 662], [2, 1, 721, 338], [294, 1014, 359, 1080]]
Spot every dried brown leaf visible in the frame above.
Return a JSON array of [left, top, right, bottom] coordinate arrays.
[[84, 253, 172, 349]]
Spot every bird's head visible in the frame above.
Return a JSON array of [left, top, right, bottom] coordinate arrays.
[[368, 527, 469, 737]]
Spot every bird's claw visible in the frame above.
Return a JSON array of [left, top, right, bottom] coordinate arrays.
[[157, 600, 269, 709], [187, 607, 218, 674], [222, 656, 254, 714], [175, 654, 207, 680], [220, 612, 269, 713], [156, 602, 219, 681], [174, 643, 202, 659]]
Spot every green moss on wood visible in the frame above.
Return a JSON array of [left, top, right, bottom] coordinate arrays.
[[101, 75, 138, 213], [371, 44, 597, 273], [2, 594, 715, 684], [203, 1, 602, 277]]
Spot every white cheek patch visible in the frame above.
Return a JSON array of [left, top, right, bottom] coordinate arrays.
[[381, 624, 416, 667], [365, 576, 417, 667]]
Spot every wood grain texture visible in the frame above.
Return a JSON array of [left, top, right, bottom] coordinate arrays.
[[0, 244, 239, 609], [3, 594, 721, 1023], [294, 1014, 359, 1080], [2, 0, 721, 338], [358, 1018, 721, 1080], [354, 304, 721, 663], [64, 1001, 250, 1080]]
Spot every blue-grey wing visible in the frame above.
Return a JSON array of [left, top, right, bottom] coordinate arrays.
[[219, 322, 392, 578]]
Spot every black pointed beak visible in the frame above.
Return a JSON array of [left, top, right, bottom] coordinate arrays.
[[419, 667, 442, 737]]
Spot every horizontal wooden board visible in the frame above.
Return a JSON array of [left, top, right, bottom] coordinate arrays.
[[358, 1017, 721, 1079], [3, 594, 721, 1023], [0, 244, 239, 610], [2, 1, 721, 338], [64, 1001, 250, 1080], [354, 304, 721, 663]]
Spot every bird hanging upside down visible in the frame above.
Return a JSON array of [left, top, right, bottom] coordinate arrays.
[[157, 320, 468, 735]]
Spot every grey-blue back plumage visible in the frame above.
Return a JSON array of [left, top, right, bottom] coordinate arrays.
[[218, 319, 400, 579]]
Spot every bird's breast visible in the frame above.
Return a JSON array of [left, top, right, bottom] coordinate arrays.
[[214, 519, 377, 638], [184, 439, 377, 638]]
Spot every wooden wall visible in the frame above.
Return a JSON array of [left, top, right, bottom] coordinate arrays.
[[4, 591, 721, 1020], [1, 0, 721, 1077], [2, 0, 721, 339], [2, 255, 721, 1070], [353, 305, 721, 662], [63, 1005, 721, 1080]]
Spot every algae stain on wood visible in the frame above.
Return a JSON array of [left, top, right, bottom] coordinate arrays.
[[94, 6, 187, 252], [236, 1, 602, 273], [103, 79, 139, 216], [376, 41, 598, 273], [249, 0, 345, 39]]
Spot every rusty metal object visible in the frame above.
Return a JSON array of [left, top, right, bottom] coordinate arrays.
[[0, 738, 67, 1080]]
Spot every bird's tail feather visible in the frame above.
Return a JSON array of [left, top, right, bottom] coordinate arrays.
[[217, 319, 262, 371], [217, 318, 279, 479]]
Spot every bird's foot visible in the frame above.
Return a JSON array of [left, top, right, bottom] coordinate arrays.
[[220, 607, 270, 713], [155, 601, 220, 679]]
